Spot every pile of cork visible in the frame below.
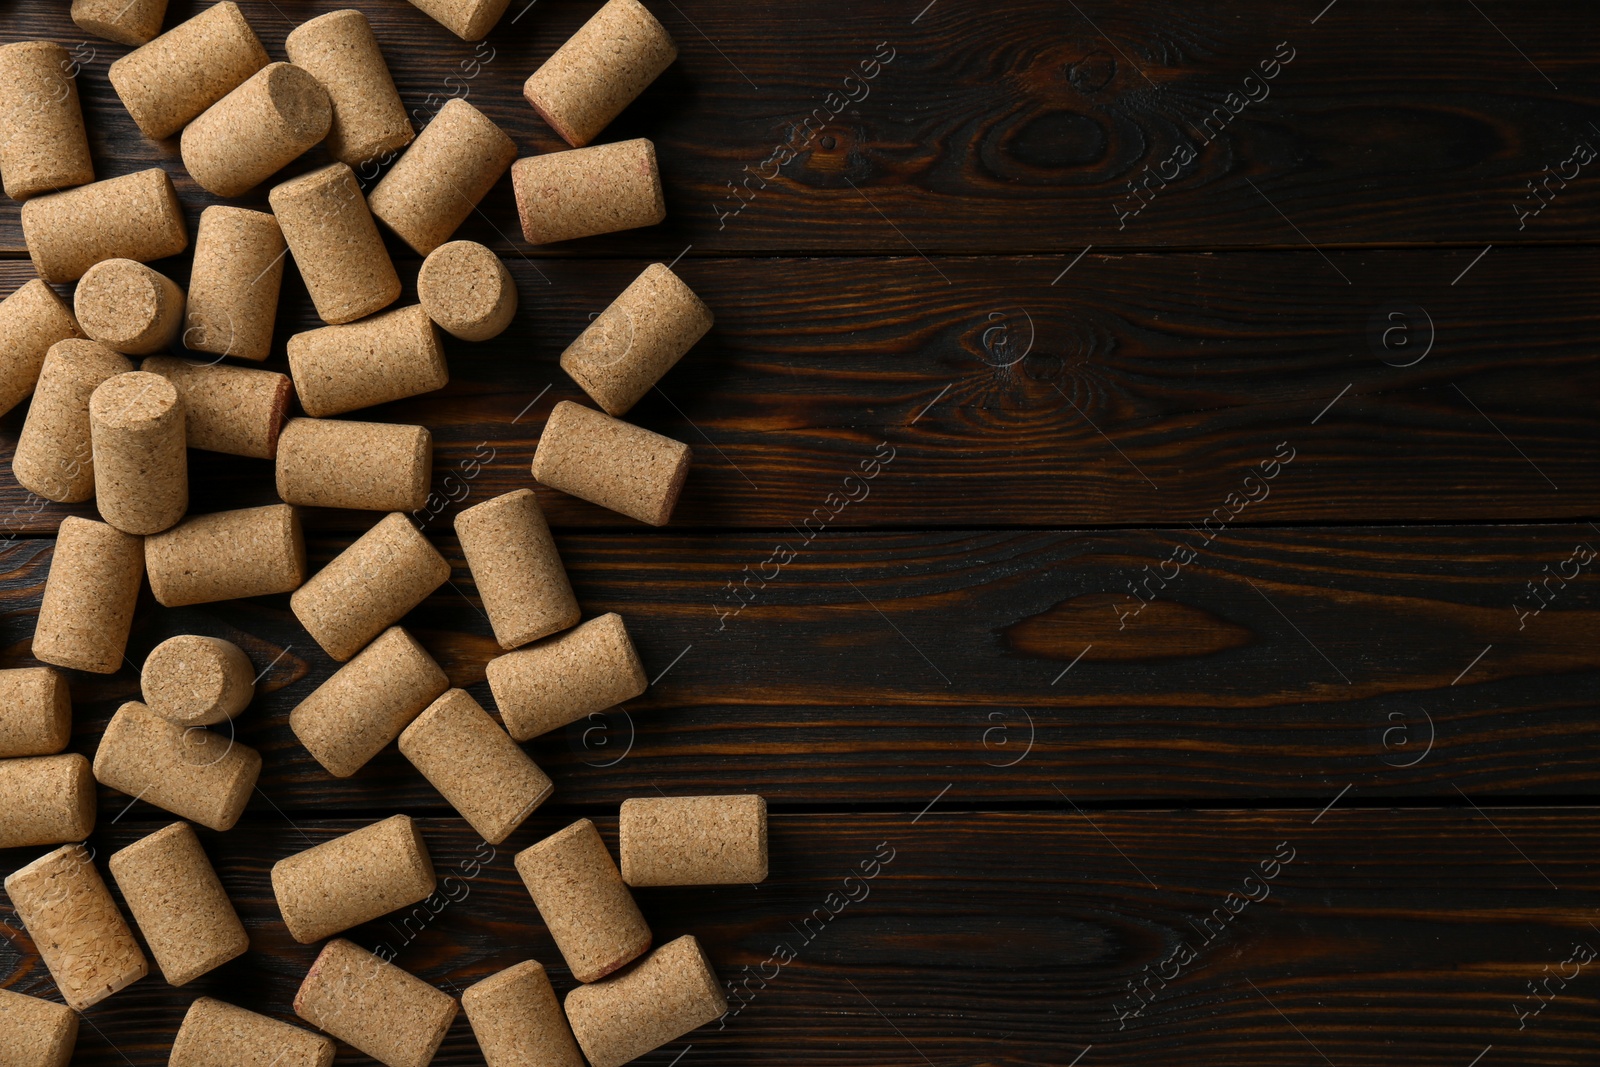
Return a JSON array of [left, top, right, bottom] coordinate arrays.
[[0, 2, 758, 1066]]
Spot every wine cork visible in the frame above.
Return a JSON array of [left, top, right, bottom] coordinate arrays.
[[0, 753, 95, 849], [33, 515, 143, 674], [287, 305, 447, 417], [182, 63, 332, 197], [145, 504, 307, 606], [295, 939, 459, 1067], [74, 258, 185, 356], [269, 163, 401, 325], [511, 138, 665, 246], [89, 370, 188, 535], [619, 794, 767, 886], [533, 400, 690, 526], [514, 818, 650, 983], [290, 626, 448, 778], [170, 998, 336, 1067], [561, 263, 712, 416], [108, 1, 269, 141], [72, 0, 167, 46], [0, 986, 78, 1067], [0, 42, 95, 200], [417, 240, 516, 341], [405, 0, 510, 42], [184, 206, 286, 363], [0, 666, 71, 757], [455, 489, 578, 651], [291, 513, 452, 662], [486, 612, 646, 742], [285, 10, 413, 167], [276, 418, 432, 512], [523, 0, 677, 148], [563, 936, 726, 1067], [461, 960, 585, 1067], [398, 688, 554, 844], [141, 356, 291, 458], [0, 280, 83, 418], [14, 340, 132, 502], [369, 98, 516, 256], [272, 815, 437, 943], [21, 169, 187, 287], [141, 635, 255, 726], [108, 821, 248, 986], [92, 700, 261, 832]]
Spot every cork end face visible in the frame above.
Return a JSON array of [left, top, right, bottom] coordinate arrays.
[[75, 260, 173, 353], [70, 10, 157, 47], [264, 62, 334, 142], [89, 370, 180, 430]]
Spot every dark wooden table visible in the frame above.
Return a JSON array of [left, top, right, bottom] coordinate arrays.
[[3, 0, 1599, 1063]]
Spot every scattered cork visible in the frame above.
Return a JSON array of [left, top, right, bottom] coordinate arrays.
[[295, 938, 459, 1067], [141, 356, 291, 459], [564, 935, 726, 1067], [146, 504, 307, 606], [620, 794, 768, 886], [74, 258, 185, 356], [272, 814, 437, 943], [291, 626, 448, 777], [561, 262, 712, 415], [33, 515, 143, 674], [71, 0, 167, 46], [0, 280, 83, 418], [461, 960, 585, 1067], [108, 821, 249, 986], [455, 488, 579, 650], [399, 688, 554, 844], [405, 0, 511, 42], [108, 1, 269, 140], [93, 700, 261, 832], [276, 418, 433, 512], [512, 138, 665, 246], [270, 162, 401, 325], [2, 844, 148, 1011], [141, 635, 256, 726], [185, 206, 286, 363], [514, 818, 651, 983], [417, 240, 517, 341], [20, 168, 187, 283], [182, 62, 332, 197], [532, 400, 691, 526], [486, 612, 647, 741], [369, 98, 517, 255], [0, 752, 95, 849], [170, 998, 335, 1067], [89, 370, 188, 535], [523, 0, 677, 148], [287, 304, 448, 417], [0, 42, 95, 200], [14, 339, 132, 502], [0, 665, 71, 757], [0, 986, 78, 1067], [285, 10, 413, 167]]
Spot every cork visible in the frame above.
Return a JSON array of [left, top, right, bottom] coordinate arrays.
[[561, 263, 712, 415], [290, 626, 447, 777], [285, 10, 413, 167], [2, 844, 147, 1011], [619, 794, 767, 886], [108, 1, 269, 140], [532, 400, 690, 526], [92, 700, 261, 831], [0, 42, 95, 200], [146, 504, 307, 606], [0, 665, 71, 757], [14, 340, 132, 501], [0, 280, 83, 418], [182, 63, 332, 197], [486, 612, 647, 741], [461, 960, 585, 1067], [272, 815, 437, 943], [269, 163, 401, 325], [276, 418, 432, 512], [511, 138, 665, 246], [417, 240, 516, 341], [72, 0, 167, 47], [170, 998, 336, 1067], [564, 936, 726, 1067], [74, 258, 185, 356], [32, 515, 143, 673], [405, 0, 511, 42], [89, 370, 188, 535], [21, 168, 187, 284], [141, 635, 255, 726], [141, 356, 291, 458], [295, 939, 459, 1067], [514, 818, 651, 983], [108, 821, 248, 986], [523, 0, 677, 148], [0, 986, 78, 1067], [184, 206, 286, 363], [287, 305, 447, 417], [0, 753, 95, 849], [455, 489, 578, 650], [369, 99, 516, 256], [399, 688, 554, 844]]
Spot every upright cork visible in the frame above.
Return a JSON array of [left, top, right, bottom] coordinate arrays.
[[285, 10, 413, 167], [533, 400, 691, 526], [369, 98, 517, 255], [292, 513, 452, 662], [405, 0, 510, 41], [33, 515, 143, 674], [619, 794, 768, 886], [142, 356, 291, 458], [276, 418, 432, 512], [0, 986, 78, 1067], [455, 489, 578, 650], [287, 305, 447, 416], [514, 818, 651, 983], [109, 821, 249, 986], [0, 665, 71, 757], [270, 163, 401, 325], [141, 635, 256, 726], [93, 700, 261, 831], [523, 0, 677, 148], [108, 1, 269, 140], [461, 960, 585, 1067], [486, 612, 647, 741], [2, 844, 148, 1011], [74, 259, 185, 356], [0, 280, 83, 418], [291, 626, 447, 777], [512, 139, 665, 246], [0, 42, 95, 200], [417, 240, 517, 341], [562, 263, 712, 416], [90, 371, 188, 535], [563, 936, 726, 1067], [295, 939, 459, 1067], [146, 504, 307, 606], [170, 998, 336, 1067], [272, 815, 436, 943], [399, 688, 554, 844], [0, 753, 95, 849], [185, 206, 286, 363], [72, 0, 167, 46], [183, 63, 332, 197], [21, 168, 187, 284], [14, 339, 132, 502]]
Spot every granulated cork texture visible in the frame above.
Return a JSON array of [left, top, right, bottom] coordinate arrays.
[[0, 41, 95, 200], [369, 97, 517, 255], [560, 262, 713, 416], [513, 818, 651, 983], [269, 162, 401, 325], [13, 339, 132, 502], [563, 935, 727, 1067], [284, 9, 412, 166], [486, 611, 647, 741], [169, 997, 335, 1067], [92, 700, 261, 831], [455, 487, 579, 650], [0, 985, 78, 1067], [0, 280, 83, 418], [511, 137, 665, 245], [108, 1, 269, 140], [0, 752, 96, 849], [145, 504, 306, 606], [181, 62, 331, 197], [88, 370, 188, 535], [108, 821, 249, 986], [74, 259, 185, 356], [275, 417, 433, 511], [294, 938, 458, 1067], [532, 400, 691, 526], [32, 515, 143, 673], [184, 206, 286, 363], [522, 0, 677, 148], [0, 664, 72, 757], [417, 240, 517, 341], [461, 960, 585, 1067], [140, 634, 256, 726], [20, 168, 187, 282], [287, 303, 448, 416], [271, 814, 437, 943], [141, 356, 291, 459]]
